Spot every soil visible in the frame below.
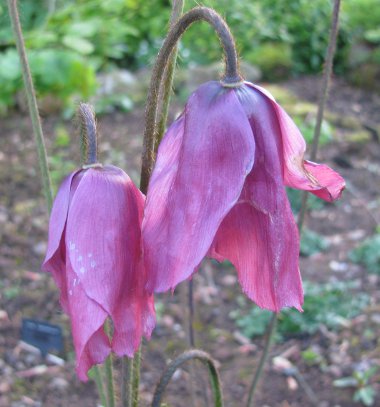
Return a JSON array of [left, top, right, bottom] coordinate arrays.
[[0, 76, 379, 407]]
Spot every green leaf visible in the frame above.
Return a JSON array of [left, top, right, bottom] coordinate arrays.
[[333, 377, 358, 388], [62, 35, 95, 55], [354, 387, 376, 406]]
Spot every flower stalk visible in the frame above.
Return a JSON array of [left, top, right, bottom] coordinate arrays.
[[151, 350, 223, 407], [6, 0, 53, 211], [155, 0, 185, 149], [298, 0, 342, 228], [246, 2, 342, 405], [141, 6, 242, 192]]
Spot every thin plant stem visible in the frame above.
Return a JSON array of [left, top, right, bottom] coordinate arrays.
[[130, 3, 186, 401], [155, 0, 184, 150], [151, 350, 223, 407], [246, 314, 277, 407], [297, 0, 341, 229], [121, 357, 133, 407], [104, 354, 115, 407], [246, 2, 342, 406], [93, 366, 108, 407], [188, 278, 195, 347], [131, 346, 142, 407], [6, 0, 53, 212], [141, 6, 242, 192], [103, 320, 115, 407]]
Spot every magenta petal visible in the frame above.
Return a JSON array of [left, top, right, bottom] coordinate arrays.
[[143, 81, 255, 293], [66, 258, 110, 381], [302, 160, 345, 201], [210, 201, 303, 312], [42, 171, 80, 312], [42, 171, 79, 273], [209, 84, 303, 311], [65, 165, 155, 358], [246, 82, 345, 202]]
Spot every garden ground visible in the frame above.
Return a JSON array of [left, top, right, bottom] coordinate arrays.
[[0, 75, 379, 407]]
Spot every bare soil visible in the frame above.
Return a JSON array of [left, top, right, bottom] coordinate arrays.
[[0, 76, 379, 407]]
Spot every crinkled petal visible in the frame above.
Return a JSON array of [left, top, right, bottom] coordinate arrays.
[[65, 165, 155, 357], [143, 81, 255, 293], [66, 257, 110, 381], [246, 82, 345, 202], [209, 201, 303, 312], [209, 84, 303, 311]]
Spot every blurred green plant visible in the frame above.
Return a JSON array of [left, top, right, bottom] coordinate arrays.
[[1, 0, 379, 112], [334, 366, 378, 406], [300, 229, 329, 257], [349, 232, 380, 274], [287, 188, 325, 214], [230, 280, 370, 339]]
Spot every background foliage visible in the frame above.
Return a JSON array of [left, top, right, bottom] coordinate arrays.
[[0, 0, 379, 112]]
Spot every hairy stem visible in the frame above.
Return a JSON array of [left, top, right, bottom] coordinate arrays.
[[131, 346, 141, 407], [246, 2, 342, 406], [77, 103, 99, 166], [151, 349, 223, 407], [7, 0, 53, 211], [121, 357, 133, 407], [92, 366, 108, 407], [141, 6, 242, 191], [104, 354, 115, 407], [298, 0, 341, 229], [155, 0, 184, 149]]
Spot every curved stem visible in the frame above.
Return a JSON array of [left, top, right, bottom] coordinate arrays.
[[77, 103, 99, 166], [141, 6, 242, 192], [297, 0, 341, 228], [155, 0, 184, 150], [7, 0, 53, 211], [151, 349, 223, 407], [246, 2, 342, 406]]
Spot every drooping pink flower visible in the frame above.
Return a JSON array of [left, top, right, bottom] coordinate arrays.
[[43, 165, 155, 381], [142, 81, 345, 312]]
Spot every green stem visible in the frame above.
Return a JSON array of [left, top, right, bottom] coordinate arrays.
[[131, 346, 142, 407], [104, 354, 115, 407], [103, 321, 115, 407], [93, 366, 108, 407], [155, 0, 184, 150], [6, 0, 53, 212], [246, 2, 342, 406], [297, 0, 341, 229], [132, 3, 184, 404], [151, 349, 223, 407], [121, 357, 133, 407], [140, 6, 242, 192], [246, 313, 277, 407]]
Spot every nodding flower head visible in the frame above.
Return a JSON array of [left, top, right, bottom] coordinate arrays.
[[43, 106, 155, 380], [142, 81, 345, 312]]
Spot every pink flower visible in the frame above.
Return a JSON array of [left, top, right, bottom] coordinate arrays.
[[142, 81, 345, 312], [43, 165, 155, 381]]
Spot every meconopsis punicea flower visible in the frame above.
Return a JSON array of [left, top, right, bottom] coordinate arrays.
[[43, 164, 155, 380], [142, 81, 345, 312]]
